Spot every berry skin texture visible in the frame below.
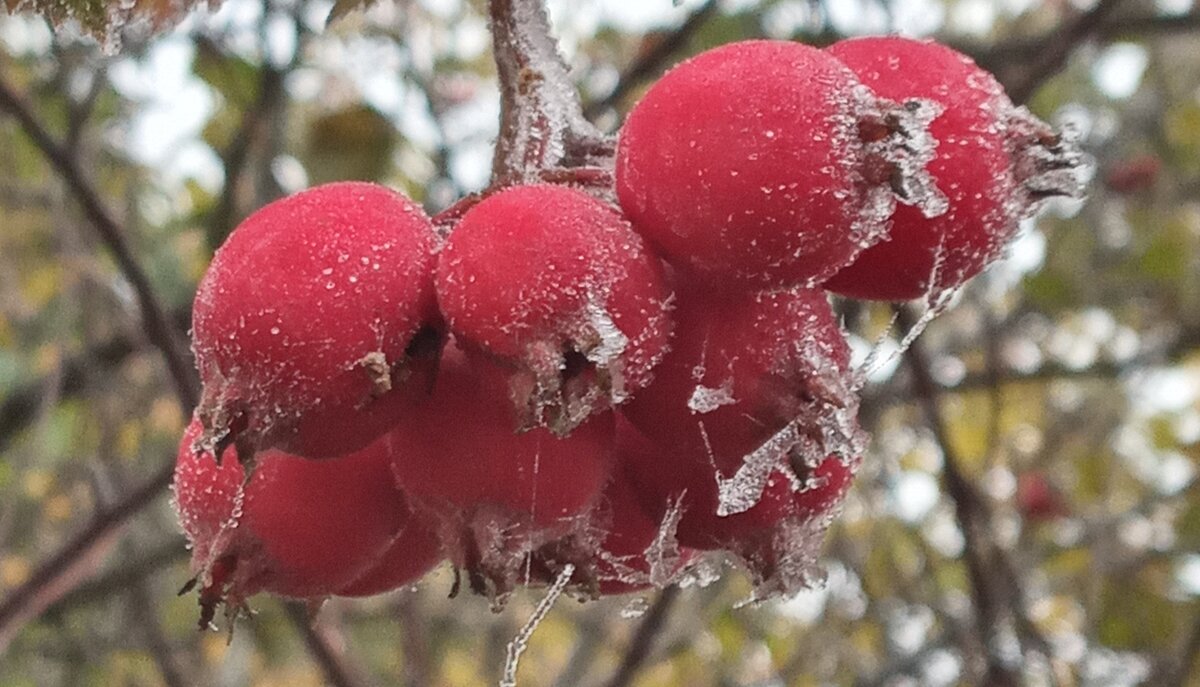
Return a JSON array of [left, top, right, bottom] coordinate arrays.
[[388, 344, 615, 602], [621, 285, 861, 480], [191, 181, 439, 459], [436, 184, 672, 436], [616, 40, 941, 288], [338, 513, 444, 598], [172, 418, 432, 624]]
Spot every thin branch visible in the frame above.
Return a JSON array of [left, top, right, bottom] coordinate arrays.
[[1160, 610, 1200, 687], [126, 568, 191, 687], [0, 307, 192, 455], [0, 73, 200, 409], [582, 0, 718, 121], [0, 461, 174, 654], [602, 585, 680, 687], [42, 541, 187, 617], [898, 307, 1051, 686], [1004, 0, 1132, 104], [208, 57, 287, 250], [284, 603, 372, 687], [971, 10, 1200, 74]]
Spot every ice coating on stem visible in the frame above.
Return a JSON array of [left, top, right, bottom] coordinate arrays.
[[500, 563, 575, 687], [489, 0, 609, 180]]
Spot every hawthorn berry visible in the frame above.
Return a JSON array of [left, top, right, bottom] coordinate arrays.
[[624, 429, 857, 598], [172, 418, 434, 626], [388, 344, 615, 603], [436, 184, 672, 436], [191, 181, 440, 460], [338, 514, 444, 598], [821, 36, 1086, 300], [621, 285, 864, 501], [530, 419, 696, 597], [616, 39, 946, 288]]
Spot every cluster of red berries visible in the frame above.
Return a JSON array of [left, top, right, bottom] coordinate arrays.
[[173, 37, 1083, 625]]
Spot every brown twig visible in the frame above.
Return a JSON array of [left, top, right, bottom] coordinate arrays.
[[1004, 0, 1132, 104], [972, 10, 1200, 75], [41, 541, 187, 617], [601, 585, 680, 687], [0, 307, 192, 454], [285, 603, 372, 687], [898, 307, 1051, 686], [0, 461, 174, 652]]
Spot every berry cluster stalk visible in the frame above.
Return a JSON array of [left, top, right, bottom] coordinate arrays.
[[487, 0, 613, 182]]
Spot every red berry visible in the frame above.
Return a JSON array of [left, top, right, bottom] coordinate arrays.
[[616, 39, 946, 288], [621, 286, 863, 483], [338, 514, 443, 598], [531, 420, 698, 597], [822, 36, 1086, 300], [388, 344, 615, 602], [436, 184, 672, 436], [1016, 471, 1069, 523], [173, 418, 425, 624], [192, 181, 440, 459], [594, 423, 698, 596], [624, 428, 857, 598]]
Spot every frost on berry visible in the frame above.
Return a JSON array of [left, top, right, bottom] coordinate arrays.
[[622, 285, 864, 505], [191, 181, 441, 461], [529, 420, 696, 598], [615, 39, 945, 289], [388, 344, 615, 607], [172, 418, 432, 628], [623, 418, 859, 600], [435, 184, 672, 436], [822, 37, 1089, 301]]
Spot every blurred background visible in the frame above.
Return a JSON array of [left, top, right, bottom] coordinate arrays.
[[1, 0, 1199, 684]]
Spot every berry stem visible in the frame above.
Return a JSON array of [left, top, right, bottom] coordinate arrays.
[[486, 0, 612, 183]]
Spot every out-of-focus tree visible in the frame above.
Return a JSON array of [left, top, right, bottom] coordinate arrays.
[[1, 0, 1199, 685]]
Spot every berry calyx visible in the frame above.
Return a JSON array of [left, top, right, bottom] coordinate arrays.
[[191, 181, 440, 460], [436, 184, 672, 435], [821, 36, 1087, 300], [173, 418, 423, 626], [624, 430, 858, 599]]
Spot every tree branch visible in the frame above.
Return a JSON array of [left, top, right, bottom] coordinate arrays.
[[0, 73, 199, 410], [0, 307, 192, 454], [0, 460, 174, 654], [1004, 0, 1132, 104], [971, 10, 1200, 75], [898, 307, 1051, 686], [602, 585, 680, 687], [582, 0, 718, 121], [487, 0, 610, 182], [284, 603, 372, 687]]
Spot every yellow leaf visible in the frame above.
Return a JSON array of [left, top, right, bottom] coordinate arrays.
[[0, 556, 31, 588]]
